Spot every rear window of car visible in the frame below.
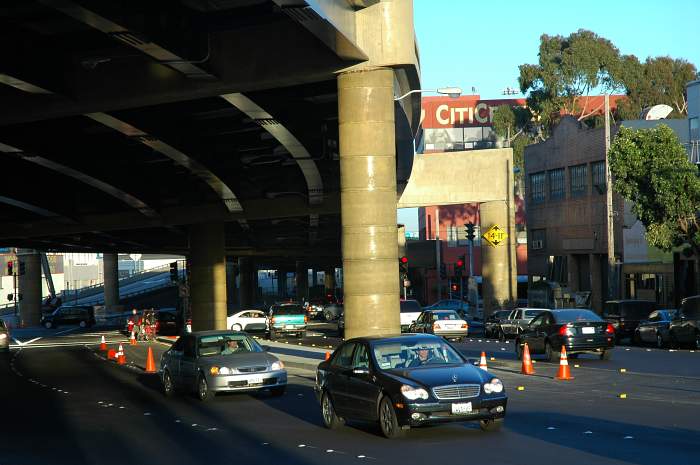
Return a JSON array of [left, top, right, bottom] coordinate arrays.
[[272, 305, 305, 315], [621, 302, 656, 319], [400, 300, 422, 313], [553, 310, 602, 323], [524, 310, 544, 318], [433, 311, 460, 320]]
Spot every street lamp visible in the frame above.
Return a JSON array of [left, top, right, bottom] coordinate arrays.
[[394, 87, 462, 101]]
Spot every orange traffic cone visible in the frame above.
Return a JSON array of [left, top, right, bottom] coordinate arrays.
[[130, 331, 137, 345], [117, 343, 126, 365], [99, 335, 107, 351], [479, 351, 488, 371], [325, 351, 331, 361], [555, 346, 573, 380], [107, 348, 116, 360], [145, 347, 157, 373], [521, 343, 535, 375]]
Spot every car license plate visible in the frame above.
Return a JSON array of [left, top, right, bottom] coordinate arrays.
[[582, 327, 595, 334], [285, 325, 295, 329], [248, 375, 263, 385], [451, 402, 472, 414]]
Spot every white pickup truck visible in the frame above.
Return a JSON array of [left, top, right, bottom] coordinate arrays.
[[399, 299, 423, 332]]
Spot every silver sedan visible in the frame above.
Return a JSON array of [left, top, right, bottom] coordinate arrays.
[[160, 330, 287, 401]]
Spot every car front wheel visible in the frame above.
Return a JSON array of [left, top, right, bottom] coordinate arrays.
[[321, 391, 344, 429], [231, 324, 242, 331], [656, 333, 665, 349], [379, 396, 406, 439], [545, 342, 560, 363], [162, 371, 174, 397], [479, 418, 503, 432], [600, 349, 611, 361], [79, 320, 87, 328], [197, 375, 212, 402]]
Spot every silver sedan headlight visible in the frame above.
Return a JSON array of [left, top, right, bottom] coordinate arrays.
[[219, 367, 231, 375], [270, 361, 285, 371], [483, 378, 504, 394]]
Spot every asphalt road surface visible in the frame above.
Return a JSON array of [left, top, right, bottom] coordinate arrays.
[[2, 327, 699, 465]]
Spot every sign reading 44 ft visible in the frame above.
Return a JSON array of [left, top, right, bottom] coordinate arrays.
[[482, 225, 508, 247]]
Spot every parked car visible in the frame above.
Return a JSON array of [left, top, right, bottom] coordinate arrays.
[[227, 310, 268, 333], [399, 299, 423, 332], [603, 300, 656, 342], [0, 319, 9, 354], [499, 308, 548, 340], [40, 305, 95, 329], [268, 303, 307, 340], [408, 310, 469, 341], [485, 310, 512, 339], [515, 309, 615, 362], [315, 334, 507, 438], [155, 308, 180, 336], [669, 296, 700, 349], [323, 303, 344, 321], [460, 314, 485, 335], [160, 331, 287, 401], [634, 309, 677, 348]]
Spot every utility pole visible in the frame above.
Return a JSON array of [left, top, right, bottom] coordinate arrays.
[[435, 207, 441, 300], [605, 94, 616, 300]]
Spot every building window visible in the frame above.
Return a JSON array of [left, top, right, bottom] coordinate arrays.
[[690, 117, 699, 140], [529, 172, 545, 204], [569, 164, 588, 198], [548, 168, 565, 201], [592, 161, 606, 194], [531, 229, 545, 250]]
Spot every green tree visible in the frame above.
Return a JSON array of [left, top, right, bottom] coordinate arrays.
[[491, 105, 533, 181], [616, 56, 697, 120], [609, 125, 700, 261], [518, 29, 624, 131]]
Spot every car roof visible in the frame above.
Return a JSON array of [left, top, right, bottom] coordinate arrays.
[[516, 307, 549, 311], [344, 333, 442, 344]]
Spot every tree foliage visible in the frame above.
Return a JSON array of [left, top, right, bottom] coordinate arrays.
[[491, 105, 534, 183], [609, 125, 700, 255], [518, 30, 624, 130], [518, 30, 697, 132]]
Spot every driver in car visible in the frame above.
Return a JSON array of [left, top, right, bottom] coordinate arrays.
[[221, 339, 242, 355], [408, 347, 439, 367]]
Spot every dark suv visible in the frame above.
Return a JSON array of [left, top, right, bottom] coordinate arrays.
[[603, 300, 656, 342], [669, 295, 700, 349], [40, 305, 95, 329]]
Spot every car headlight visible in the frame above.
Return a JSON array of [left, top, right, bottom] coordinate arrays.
[[484, 378, 504, 394], [271, 361, 285, 371], [219, 367, 231, 375], [401, 384, 429, 400], [0, 334, 6, 340]]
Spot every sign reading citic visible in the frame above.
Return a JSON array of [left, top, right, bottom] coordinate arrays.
[[421, 96, 526, 129]]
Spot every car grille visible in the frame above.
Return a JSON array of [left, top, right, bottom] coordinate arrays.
[[238, 366, 267, 373], [432, 384, 481, 400], [228, 378, 277, 387]]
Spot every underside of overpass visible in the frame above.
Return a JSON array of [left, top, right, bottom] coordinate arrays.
[[0, 0, 421, 335]]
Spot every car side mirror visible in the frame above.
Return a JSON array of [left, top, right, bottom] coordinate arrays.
[[352, 368, 369, 375], [261, 345, 270, 352], [411, 320, 416, 324]]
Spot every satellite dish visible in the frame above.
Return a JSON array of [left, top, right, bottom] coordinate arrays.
[[640, 104, 673, 120]]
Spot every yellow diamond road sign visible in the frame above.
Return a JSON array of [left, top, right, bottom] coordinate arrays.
[[482, 225, 507, 247]]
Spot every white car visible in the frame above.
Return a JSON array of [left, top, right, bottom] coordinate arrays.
[[227, 310, 268, 333], [400, 299, 423, 332]]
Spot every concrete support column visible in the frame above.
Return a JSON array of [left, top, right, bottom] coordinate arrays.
[[481, 199, 517, 318], [103, 253, 119, 313], [17, 249, 42, 327], [277, 268, 287, 299], [226, 259, 238, 312], [189, 222, 227, 331], [338, 68, 400, 338], [296, 260, 308, 302], [324, 268, 336, 296], [238, 257, 254, 308]]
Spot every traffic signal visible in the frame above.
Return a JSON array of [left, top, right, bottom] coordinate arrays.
[[451, 283, 458, 292], [169, 261, 178, 282], [399, 256, 409, 276], [6, 260, 12, 276], [465, 223, 476, 242]]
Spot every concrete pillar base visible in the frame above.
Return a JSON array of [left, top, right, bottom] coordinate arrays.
[[17, 249, 42, 327], [189, 222, 227, 331], [103, 253, 119, 313]]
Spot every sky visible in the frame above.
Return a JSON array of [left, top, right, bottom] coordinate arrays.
[[398, 0, 700, 232]]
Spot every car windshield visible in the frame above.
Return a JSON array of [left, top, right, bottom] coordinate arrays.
[[272, 305, 304, 315], [400, 300, 422, 313], [372, 338, 464, 370], [433, 311, 460, 320], [197, 334, 263, 357], [554, 310, 602, 323]]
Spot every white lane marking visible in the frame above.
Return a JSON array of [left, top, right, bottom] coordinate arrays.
[[584, 431, 593, 434], [298, 444, 306, 448], [53, 327, 81, 336], [546, 426, 557, 430], [624, 436, 634, 439], [23, 337, 42, 345], [11, 337, 24, 346]]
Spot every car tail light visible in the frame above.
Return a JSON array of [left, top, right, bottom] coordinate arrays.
[[606, 324, 615, 335], [559, 325, 573, 337], [270, 317, 275, 325], [304, 315, 308, 324], [461, 323, 468, 329]]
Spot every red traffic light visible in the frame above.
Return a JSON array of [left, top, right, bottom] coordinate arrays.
[[451, 284, 458, 292], [400, 256, 408, 264], [456, 259, 464, 268]]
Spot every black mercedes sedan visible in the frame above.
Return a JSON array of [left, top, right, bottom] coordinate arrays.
[[515, 309, 615, 362], [314, 334, 507, 438]]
